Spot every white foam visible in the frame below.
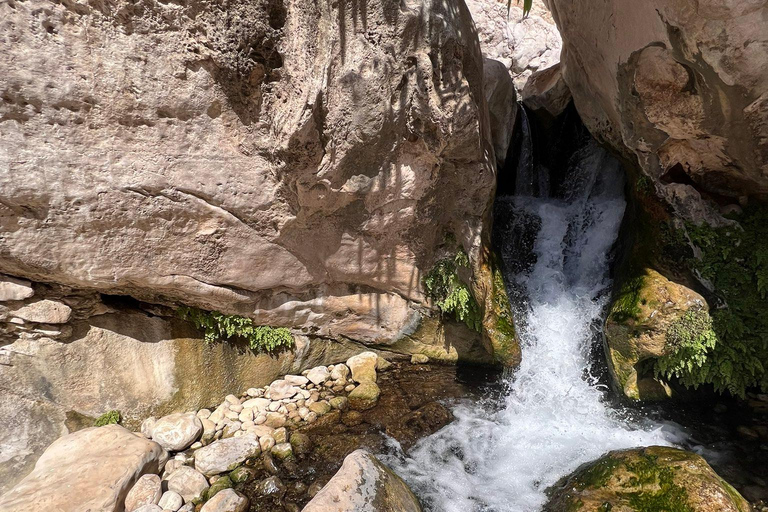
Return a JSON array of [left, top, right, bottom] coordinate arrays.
[[386, 140, 685, 511]]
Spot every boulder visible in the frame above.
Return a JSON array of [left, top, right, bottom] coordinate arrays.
[[483, 58, 518, 170], [200, 489, 248, 512], [346, 352, 378, 384], [0, 425, 167, 512], [306, 366, 330, 386], [521, 63, 571, 118], [0, 275, 34, 301], [11, 299, 71, 324], [125, 474, 163, 511], [194, 434, 261, 476], [605, 269, 711, 400], [348, 382, 381, 411], [166, 466, 210, 503], [545, 446, 749, 512], [303, 450, 421, 512], [548, 0, 768, 208], [151, 412, 203, 451]]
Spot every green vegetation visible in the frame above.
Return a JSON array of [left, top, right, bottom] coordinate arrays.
[[654, 309, 717, 387], [671, 205, 768, 397], [609, 275, 646, 323], [423, 250, 482, 332], [177, 307, 294, 353], [95, 410, 121, 426], [622, 455, 692, 512]]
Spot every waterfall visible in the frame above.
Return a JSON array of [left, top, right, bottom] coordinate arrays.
[[385, 127, 686, 511]]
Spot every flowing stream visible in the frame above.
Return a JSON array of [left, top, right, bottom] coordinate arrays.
[[386, 125, 687, 511]]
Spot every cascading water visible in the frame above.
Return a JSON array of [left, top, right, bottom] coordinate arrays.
[[385, 115, 687, 511]]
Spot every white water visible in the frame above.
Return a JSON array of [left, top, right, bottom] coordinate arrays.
[[386, 139, 685, 511]]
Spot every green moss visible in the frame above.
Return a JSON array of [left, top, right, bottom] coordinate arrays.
[[654, 309, 717, 386], [423, 250, 482, 332], [621, 455, 692, 512], [574, 457, 621, 490], [610, 274, 646, 323], [94, 410, 121, 426], [177, 307, 294, 354], [663, 204, 768, 397]]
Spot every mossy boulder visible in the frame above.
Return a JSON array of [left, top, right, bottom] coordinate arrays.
[[605, 268, 711, 400], [545, 446, 750, 512]]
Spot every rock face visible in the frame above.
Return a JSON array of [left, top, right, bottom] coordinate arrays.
[[604, 269, 712, 400], [521, 63, 571, 118], [545, 446, 750, 512], [484, 58, 519, 169], [465, 0, 562, 90], [548, 0, 768, 211], [303, 449, 422, 512], [0, 425, 167, 512], [0, 0, 507, 355]]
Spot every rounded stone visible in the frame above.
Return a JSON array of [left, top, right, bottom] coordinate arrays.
[[151, 413, 203, 452], [124, 473, 162, 511], [346, 352, 378, 383], [157, 490, 183, 512], [166, 466, 210, 503]]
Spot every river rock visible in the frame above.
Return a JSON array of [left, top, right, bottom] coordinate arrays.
[[544, 446, 749, 512], [605, 268, 710, 400], [151, 412, 203, 451], [284, 375, 309, 386], [166, 466, 210, 503], [125, 473, 163, 511], [306, 366, 330, 386], [346, 352, 378, 383], [158, 490, 183, 511], [11, 299, 72, 324], [348, 381, 380, 411], [267, 380, 300, 400], [330, 364, 350, 381], [303, 450, 421, 512], [194, 434, 261, 476], [141, 417, 158, 439], [200, 488, 248, 512], [134, 505, 163, 512], [0, 425, 166, 512], [410, 354, 429, 364], [0, 276, 34, 302]]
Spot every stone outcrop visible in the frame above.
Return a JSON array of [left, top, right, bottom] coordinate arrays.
[[521, 63, 571, 118], [0, 0, 511, 359], [465, 0, 562, 90], [0, 425, 167, 512], [302, 449, 422, 512], [547, 0, 768, 215], [545, 446, 750, 512], [604, 268, 712, 400]]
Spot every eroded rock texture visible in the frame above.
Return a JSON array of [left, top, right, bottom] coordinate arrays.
[[547, 0, 768, 215], [0, 0, 500, 348]]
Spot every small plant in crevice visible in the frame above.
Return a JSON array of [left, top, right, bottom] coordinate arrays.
[[423, 250, 482, 332], [653, 308, 717, 387], [177, 306, 294, 354], [95, 410, 121, 427]]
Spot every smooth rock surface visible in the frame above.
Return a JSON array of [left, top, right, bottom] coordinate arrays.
[[194, 434, 261, 476], [166, 466, 210, 503], [125, 473, 163, 511], [346, 352, 378, 384], [303, 449, 421, 512], [521, 63, 571, 118], [11, 299, 71, 324], [200, 489, 248, 512], [0, 276, 34, 302], [151, 412, 203, 452], [0, 425, 166, 512]]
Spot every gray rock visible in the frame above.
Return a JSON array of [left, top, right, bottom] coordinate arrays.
[[303, 450, 421, 512], [0, 276, 34, 302], [166, 466, 210, 503], [194, 434, 261, 476], [125, 473, 162, 511], [200, 488, 248, 512], [11, 300, 71, 324], [158, 490, 183, 511], [0, 425, 167, 512], [151, 413, 203, 452]]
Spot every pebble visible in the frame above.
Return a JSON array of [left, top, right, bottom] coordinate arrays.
[[125, 474, 162, 511], [158, 490, 183, 512], [257, 476, 286, 498], [306, 366, 330, 385], [246, 388, 262, 397], [265, 412, 286, 428], [273, 427, 288, 443], [284, 375, 309, 386], [259, 435, 276, 452], [271, 443, 294, 461], [166, 466, 210, 503]]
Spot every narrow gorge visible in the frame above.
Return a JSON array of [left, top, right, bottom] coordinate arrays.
[[0, 0, 766, 511]]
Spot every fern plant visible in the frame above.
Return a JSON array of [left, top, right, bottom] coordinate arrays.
[[424, 251, 482, 332], [654, 309, 717, 386], [177, 307, 294, 353]]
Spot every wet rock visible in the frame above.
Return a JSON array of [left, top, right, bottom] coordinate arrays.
[[289, 432, 312, 456], [0, 425, 166, 512], [329, 396, 349, 411], [229, 466, 257, 484], [545, 446, 750, 512], [262, 453, 279, 475], [206, 476, 233, 500], [271, 442, 294, 461], [194, 434, 261, 476], [166, 466, 210, 503], [264, 412, 286, 428], [348, 381, 381, 411], [151, 413, 203, 452], [342, 411, 364, 427], [200, 488, 248, 512], [309, 401, 331, 416], [11, 299, 71, 324], [410, 354, 429, 364], [347, 352, 378, 383], [158, 490, 183, 511], [303, 449, 421, 512], [125, 473, 162, 511], [257, 476, 286, 498]]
